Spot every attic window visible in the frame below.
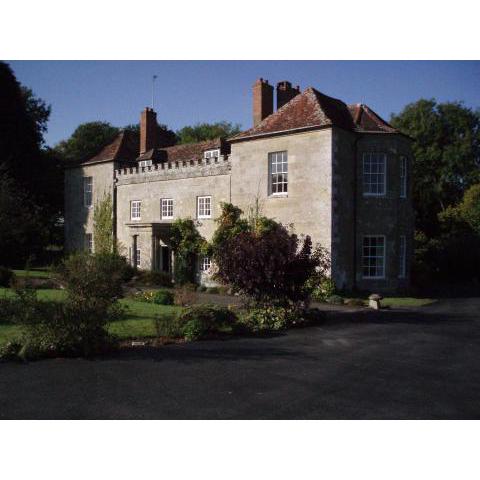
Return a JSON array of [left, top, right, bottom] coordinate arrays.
[[139, 160, 152, 168], [204, 149, 220, 160]]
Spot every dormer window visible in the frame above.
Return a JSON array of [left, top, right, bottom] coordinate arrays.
[[139, 160, 152, 168], [204, 149, 220, 161]]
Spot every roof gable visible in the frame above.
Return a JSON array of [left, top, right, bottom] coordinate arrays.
[[230, 87, 398, 142], [81, 130, 139, 166]]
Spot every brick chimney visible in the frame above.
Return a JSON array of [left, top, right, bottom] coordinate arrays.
[[276, 81, 300, 110], [253, 78, 274, 127], [140, 107, 157, 154]]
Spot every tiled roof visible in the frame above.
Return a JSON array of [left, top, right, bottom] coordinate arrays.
[[82, 130, 139, 165], [137, 138, 228, 163], [230, 87, 398, 141]]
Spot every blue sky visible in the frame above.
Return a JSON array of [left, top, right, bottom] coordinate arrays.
[[9, 61, 480, 147]]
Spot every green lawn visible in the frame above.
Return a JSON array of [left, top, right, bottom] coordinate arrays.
[[0, 287, 181, 346], [13, 269, 52, 279], [381, 297, 436, 308]]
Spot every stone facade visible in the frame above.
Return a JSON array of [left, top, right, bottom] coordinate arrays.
[[64, 79, 414, 293]]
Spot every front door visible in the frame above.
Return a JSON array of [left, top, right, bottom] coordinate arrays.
[[161, 246, 170, 273]]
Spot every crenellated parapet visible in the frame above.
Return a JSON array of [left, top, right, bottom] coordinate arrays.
[[115, 155, 231, 185]]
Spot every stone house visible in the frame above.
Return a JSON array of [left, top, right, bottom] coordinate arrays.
[[65, 79, 413, 292]]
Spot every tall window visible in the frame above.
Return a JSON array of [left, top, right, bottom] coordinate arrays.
[[197, 196, 212, 219], [131, 200, 141, 220], [269, 151, 288, 195], [85, 233, 93, 254], [362, 236, 386, 279], [399, 235, 406, 278], [161, 198, 174, 219], [200, 256, 211, 272], [83, 177, 93, 207], [400, 156, 407, 198], [363, 153, 386, 196], [204, 149, 219, 161], [136, 249, 141, 267]]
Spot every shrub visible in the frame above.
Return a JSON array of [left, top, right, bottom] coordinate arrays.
[[152, 289, 174, 305], [177, 304, 237, 341], [206, 286, 219, 294], [309, 277, 336, 302], [237, 306, 301, 333], [135, 270, 172, 287], [212, 203, 321, 307], [0, 266, 14, 287], [4, 252, 129, 360], [197, 284, 207, 292], [326, 294, 344, 305], [174, 283, 198, 306], [56, 252, 130, 302], [170, 219, 206, 285], [153, 313, 183, 338]]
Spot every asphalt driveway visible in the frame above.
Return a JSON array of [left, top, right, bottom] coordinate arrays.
[[1, 298, 479, 419]]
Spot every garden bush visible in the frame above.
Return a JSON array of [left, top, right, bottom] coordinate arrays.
[[153, 313, 183, 339], [237, 306, 303, 333], [2, 252, 129, 360], [206, 286, 219, 294], [135, 270, 172, 287], [152, 289, 174, 305], [326, 294, 344, 305], [308, 277, 336, 302], [174, 283, 198, 306], [177, 304, 237, 341], [0, 266, 14, 287]]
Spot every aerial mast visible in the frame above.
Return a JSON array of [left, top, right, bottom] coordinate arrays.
[[152, 74, 158, 109]]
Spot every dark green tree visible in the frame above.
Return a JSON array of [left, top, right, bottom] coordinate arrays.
[[176, 121, 241, 144], [124, 123, 177, 147], [54, 121, 119, 164], [390, 99, 480, 236]]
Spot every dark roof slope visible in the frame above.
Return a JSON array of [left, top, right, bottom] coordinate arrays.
[[81, 130, 139, 166], [137, 138, 228, 163], [230, 87, 398, 142]]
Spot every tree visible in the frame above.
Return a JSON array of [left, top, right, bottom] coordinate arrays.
[[55, 122, 120, 164], [391, 99, 480, 236], [176, 121, 241, 144], [124, 123, 177, 148], [458, 183, 480, 235], [0, 62, 62, 265]]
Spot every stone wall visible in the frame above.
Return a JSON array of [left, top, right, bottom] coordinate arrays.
[[354, 134, 414, 292], [230, 129, 333, 254], [115, 160, 231, 270], [64, 161, 115, 253]]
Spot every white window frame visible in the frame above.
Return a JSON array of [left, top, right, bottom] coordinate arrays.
[[136, 248, 141, 268], [400, 156, 407, 198], [363, 152, 387, 197], [204, 149, 220, 160], [268, 151, 288, 196], [399, 235, 406, 278], [83, 176, 93, 207], [200, 256, 211, 272], [130, 200, 141, 220], [197, 196, 212, 219], [85, 233, 93, 254], [161, 198, 174, 219], [139, 160, 152, 168], [362, 235, 386, 279]]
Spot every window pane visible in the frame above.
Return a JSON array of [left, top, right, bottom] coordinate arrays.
[[362, 236, 385, 278]]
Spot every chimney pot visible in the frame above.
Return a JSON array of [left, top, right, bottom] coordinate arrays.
[[276, 80, 301, 110], [253, 78, 274, 127], [140, 107, 158, 154]]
